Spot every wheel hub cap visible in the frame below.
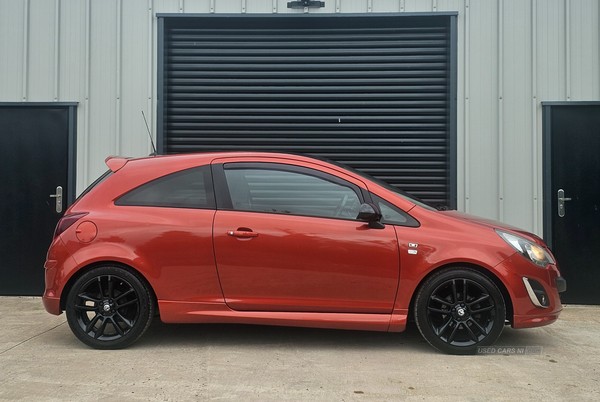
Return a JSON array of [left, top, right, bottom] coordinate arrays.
[[452, 303, 470, 321], [100, 300, 114, 315]]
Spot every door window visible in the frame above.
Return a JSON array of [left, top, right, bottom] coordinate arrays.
[[224, 167, 361, 219]]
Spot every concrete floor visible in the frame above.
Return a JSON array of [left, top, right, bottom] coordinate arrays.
[[0, 297, 598, 402]]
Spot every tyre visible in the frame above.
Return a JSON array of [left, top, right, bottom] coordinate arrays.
[[414, 268, 506, 355], [65, 266, 154, 349]]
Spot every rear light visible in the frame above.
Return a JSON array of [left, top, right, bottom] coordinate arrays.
[[54, 213, 88, 239]]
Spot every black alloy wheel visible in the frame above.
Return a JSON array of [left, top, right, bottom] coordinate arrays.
[[66, 266, 154, 349], [415, 268, 506, 355]]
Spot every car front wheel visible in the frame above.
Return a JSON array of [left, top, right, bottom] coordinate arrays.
[[65, 266, 154, 349], [414, 268, 506, 355]]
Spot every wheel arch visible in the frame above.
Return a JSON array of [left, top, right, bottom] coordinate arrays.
[[59, 261, 159, 314], [407, 262, 514, 325]]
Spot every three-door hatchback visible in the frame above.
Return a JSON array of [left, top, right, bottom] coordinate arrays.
[[43, 152, 566, 354]]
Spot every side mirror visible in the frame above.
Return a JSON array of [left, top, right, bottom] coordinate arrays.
[[357, 203, 385, 229]]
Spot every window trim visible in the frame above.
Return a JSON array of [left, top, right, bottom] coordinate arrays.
[[214, 162, 365, 220]]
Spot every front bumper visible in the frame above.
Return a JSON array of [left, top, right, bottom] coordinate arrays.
[[495, 253, 564, 329]]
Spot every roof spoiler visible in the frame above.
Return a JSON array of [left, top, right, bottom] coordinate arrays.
[[105, 156, 132, 172]]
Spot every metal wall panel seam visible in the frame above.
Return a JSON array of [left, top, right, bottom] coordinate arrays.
[[148, 0, 154, 154], [179, 0, 184, 13], [400, 0, 405, 13], [210, 0, 215, 13], [531, 0, 539, 234], [565, 0, 570, 100], [368, 0, 372, 13], [22, 0, 29, 101], [115, 0, 122, 155], [335, 0, 340, 13], [432, 0, 437, 12], [83, 0, 91, 185], [464, 0, 470, 212], [53, 0, 60, 101], [273, 0, 278, 13], [242, 0, 246, 13], [498, 0, 504, 221]]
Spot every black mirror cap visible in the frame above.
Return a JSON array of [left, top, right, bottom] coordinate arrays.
[[357, 203, 382, 222]]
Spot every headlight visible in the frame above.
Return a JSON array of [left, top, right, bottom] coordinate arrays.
[[495, 230, 555, 268]]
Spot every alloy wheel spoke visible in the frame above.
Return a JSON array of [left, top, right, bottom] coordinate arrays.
[[436, 317, 453, 336], [85, 313, 102, 334], [114, 288, 135, 302], [452, 280, 458, 304], [469, 317, 488, 335], [467, 294, 490, 307], [447, 322, 460, 343], [462, 279, 468, 302], [78, 293, 100, 303], [107, 276, 114, 299], [97, 277, 103, 297], [471, 305, 494, 314], [94, 318, 108, 339], [431, 295, 451, 306], [110, 317, 125, 336], [464, 322, 478, 342], [75, 304, 96, 312], [428, 306, 450, 314], [116, 312, 133, 329], [116, 298, 138, 309]]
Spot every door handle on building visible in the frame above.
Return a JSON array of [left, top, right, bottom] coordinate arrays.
[[557, 189, 571, 218], [50, 186, 63, 213]]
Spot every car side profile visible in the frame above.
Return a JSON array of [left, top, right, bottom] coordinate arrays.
[[43, 152, 566, 354]]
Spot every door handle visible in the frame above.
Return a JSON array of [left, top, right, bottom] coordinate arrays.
[[557, 189, 572, 218], [49, 186, 63, 213], [227, 230, 259, 238]]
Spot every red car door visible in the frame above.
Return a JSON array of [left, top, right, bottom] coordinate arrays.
[[212, 161, 400, 313]]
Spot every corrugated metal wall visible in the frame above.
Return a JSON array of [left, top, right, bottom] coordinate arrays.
[[1, 0, 599, 236]]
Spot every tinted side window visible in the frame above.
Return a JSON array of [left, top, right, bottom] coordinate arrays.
[[224, 168, 360, 219], [115, 166, 215, 209], [371, 194, 419, 227]]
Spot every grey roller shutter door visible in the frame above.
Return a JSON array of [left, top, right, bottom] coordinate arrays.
[[159, 14, 457, 208]]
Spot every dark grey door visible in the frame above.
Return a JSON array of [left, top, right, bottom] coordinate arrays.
[[158, 13, 458, 209], [543, 103, 600, 304], [0, 103, 76, 295]]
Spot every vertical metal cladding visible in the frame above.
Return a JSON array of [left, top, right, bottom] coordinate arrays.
[[161, 14, 454, 207]]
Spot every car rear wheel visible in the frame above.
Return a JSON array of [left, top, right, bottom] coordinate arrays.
[[65, 266, 154, 349], [414, 268, 506, 355]]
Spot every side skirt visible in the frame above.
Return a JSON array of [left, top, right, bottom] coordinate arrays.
[[159, 301, 408, 332]]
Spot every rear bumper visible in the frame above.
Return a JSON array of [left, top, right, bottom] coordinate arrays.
[[42, 294, 62, 315]]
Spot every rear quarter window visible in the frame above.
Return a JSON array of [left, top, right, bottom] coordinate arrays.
[[115, 165, 215, 209]]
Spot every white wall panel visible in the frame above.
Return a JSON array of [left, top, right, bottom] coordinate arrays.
[[27, 0, 57, 101], [465, 0, 499, 220], [1, 0, 599, 236], [0, 0, 26, 100], [502, 0, 533, 230], [569, 0, 599, 100]]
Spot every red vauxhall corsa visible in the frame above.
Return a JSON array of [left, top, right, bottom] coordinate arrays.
[[43, 152, 566, 354]]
